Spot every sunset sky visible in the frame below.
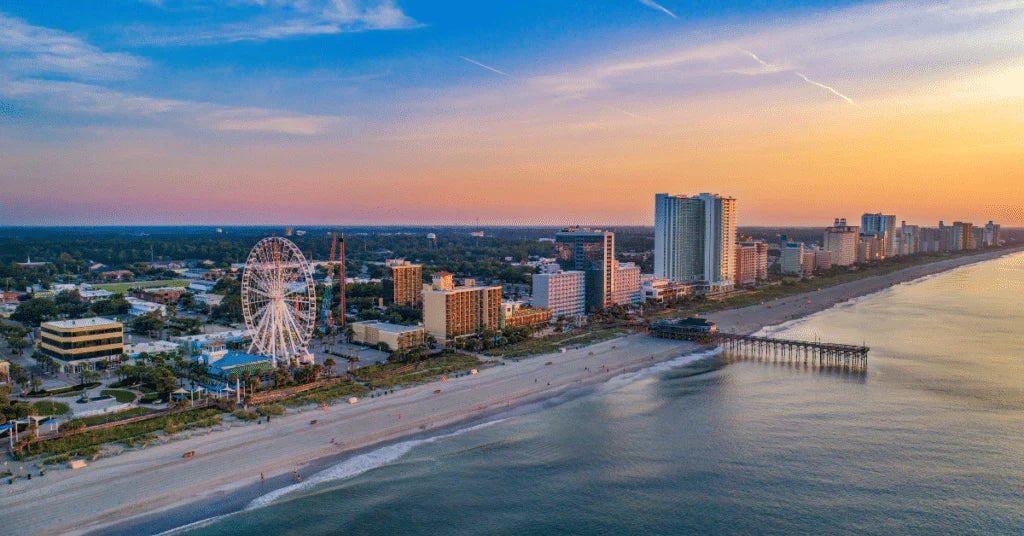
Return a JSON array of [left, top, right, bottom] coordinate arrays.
[[1, 1, 1022, 226]]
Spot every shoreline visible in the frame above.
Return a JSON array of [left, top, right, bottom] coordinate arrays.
[[2, 247, 1020, 536], [706, 247, 1022, 337]]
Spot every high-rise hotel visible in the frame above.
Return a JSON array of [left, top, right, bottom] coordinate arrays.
[[654, 193, 737, 293], [422, 272, 502, 340], [382, 259, 423, 307], [555, 227, 616, 311]]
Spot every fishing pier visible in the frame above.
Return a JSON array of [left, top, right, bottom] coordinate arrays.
[[649, 319, 868, 372]]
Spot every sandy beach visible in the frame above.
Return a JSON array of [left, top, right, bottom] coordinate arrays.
[[707, 248, 1022, 336], [2, 247, 1019, 536]]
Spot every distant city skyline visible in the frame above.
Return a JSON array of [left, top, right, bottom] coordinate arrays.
[[2, 1, 1023, 226]]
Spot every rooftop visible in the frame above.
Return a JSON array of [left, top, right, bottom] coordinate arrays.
[[43, 317, 121, 329], [353, 321, 423, 333]]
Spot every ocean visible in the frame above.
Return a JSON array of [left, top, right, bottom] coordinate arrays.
[[178, 253, 1024, 535]]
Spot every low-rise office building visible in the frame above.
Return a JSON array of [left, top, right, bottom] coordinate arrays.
[[125, 296, 166, 317], [124, 340, 180, 359], [350, 321, 425, 351], [38, 318, 125, 373], [131, 286, 186, 304], [641, 276, 690, 302]]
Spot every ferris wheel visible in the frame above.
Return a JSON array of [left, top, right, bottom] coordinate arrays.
[[241, 236, 316, 366]]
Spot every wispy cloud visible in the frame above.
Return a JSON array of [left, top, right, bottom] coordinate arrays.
[[207, 108, 341, 135], [127, 0, 421, 45], [0, 12, 145, 79], [458, 56, 510, 77], [638, 0, 677, 18], [0, 78, 342, 135]]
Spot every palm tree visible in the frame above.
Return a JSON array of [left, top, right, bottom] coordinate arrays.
[[324, 357, 336, 376]]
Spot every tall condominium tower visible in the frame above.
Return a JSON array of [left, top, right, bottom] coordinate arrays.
[[861, 213, 898, 257], [555, 227, 615, 311], [382, 259, 423, 307], [653, 193, 737, 292], [823, 218, 860, 266]]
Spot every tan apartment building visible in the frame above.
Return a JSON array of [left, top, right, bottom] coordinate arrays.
[[422, 273, 502, 339], [350, 321, 425, 351], [383, 259, 423, 307], [38, 317, 125, 373]]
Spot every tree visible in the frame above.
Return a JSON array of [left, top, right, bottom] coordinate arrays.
[[11, 298, 59, 326], [178, 292, 197, 311], [149, 367, 177, 395], [55, 290, 87, 317], [131, 313, 164, 335], [7, 335, 27, 354], [79, 369, 98, 388], [210, 295, 242, 323], [324, 357, 336, 376], [91, 296, 130, 316]]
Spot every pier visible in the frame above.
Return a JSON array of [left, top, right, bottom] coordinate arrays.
[[649, 321, 868, 372]]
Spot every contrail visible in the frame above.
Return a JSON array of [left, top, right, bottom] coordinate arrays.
[[794, 72, 856, 106], [740, 48, 856, 106], [739, 49, 771, 69], [458, 56, 510, 77], [638, 0, 677, 18], [457, 55, 662, 124]]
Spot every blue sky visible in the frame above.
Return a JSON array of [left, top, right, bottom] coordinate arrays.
[[2, 1, 1022, 225]]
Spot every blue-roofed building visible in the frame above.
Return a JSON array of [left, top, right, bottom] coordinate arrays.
[[199, 349, 273, 378]]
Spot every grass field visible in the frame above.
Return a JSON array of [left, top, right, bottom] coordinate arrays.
[[31, 401, 70, 416], [277, 381, 368, 407], [24, 408, 221, 458], [101, 389, 137, 403], [485, 327, 626, 358], [354, 354, 483, 390], [64, 407, 157, 428], [92, 279, 191, 294]]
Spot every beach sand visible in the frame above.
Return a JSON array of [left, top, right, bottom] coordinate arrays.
[[2, 247, 1018, 536], [2, 335, 696, 536]]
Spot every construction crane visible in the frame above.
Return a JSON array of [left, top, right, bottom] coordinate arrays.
[[320, 232, 347, 330], [321, 232, 337, 328], [338, 233, 346, 328]]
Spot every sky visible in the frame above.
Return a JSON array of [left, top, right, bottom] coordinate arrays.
[[1, 0, 1022, 227]]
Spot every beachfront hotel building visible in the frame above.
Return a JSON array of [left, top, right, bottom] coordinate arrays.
[[555, 227, 616, 311], [823, 218, 859, 267], [38, 317, 125, 373], [422, 272, 502, 340], [532, 270, 586, 319], [861, 213, 898, 257], [983, 221, 1001, 247], [612, 261, 642, 306], [780, 242, 804, 275], [351, 321, 424, 350], [653, 192, 737, 293], [382, 259, 423, 307]]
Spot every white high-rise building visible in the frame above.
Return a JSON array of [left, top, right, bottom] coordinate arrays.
[[531, 270, 586, 319], [654, 192, 737, 293], [780, 242, 805, 274], [611, 262, 642, 306], [823, 218, 860, 267]]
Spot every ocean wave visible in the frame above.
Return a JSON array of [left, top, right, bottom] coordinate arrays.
[[245, 417, 509, 510], [598, 347, 724, 392]]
